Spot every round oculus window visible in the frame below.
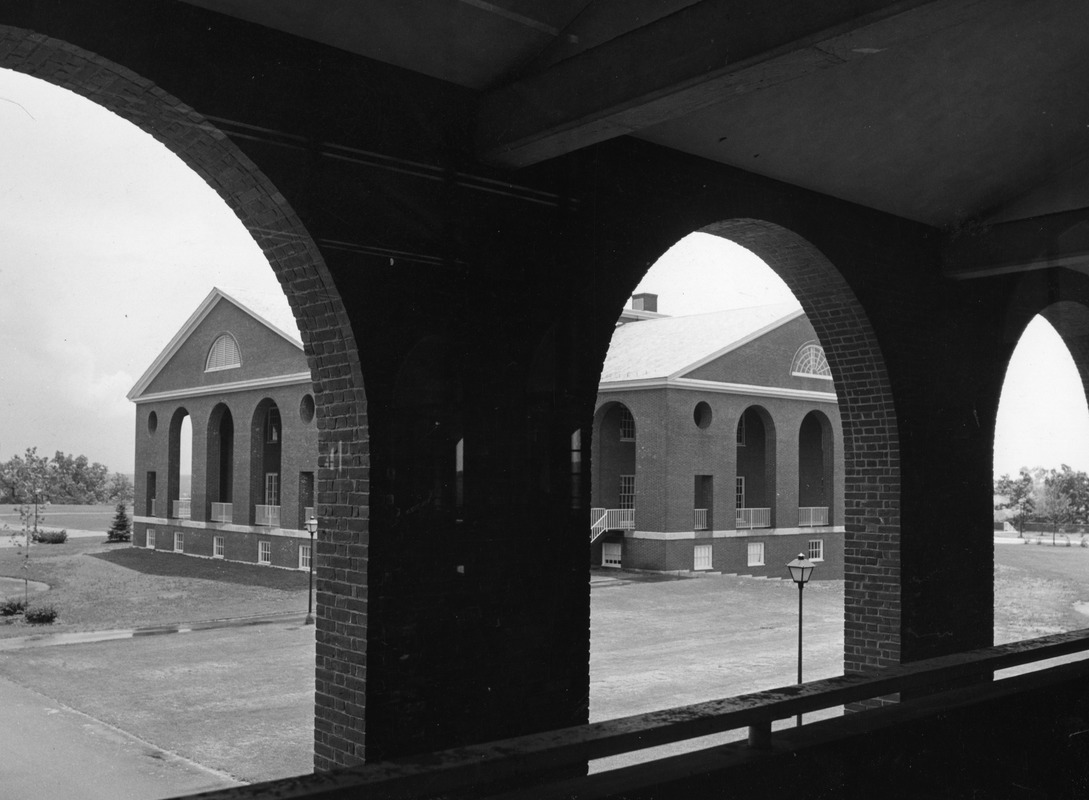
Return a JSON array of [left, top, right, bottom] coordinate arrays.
[[693, 401, 712, 429]]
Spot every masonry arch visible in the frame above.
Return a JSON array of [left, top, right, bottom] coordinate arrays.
[[736, 405, 776, 529], [250, 399, 282, 526], [799, 410, 835, 528], [206, 403, 234, 523], [0, 28, 369, 766], [167, 407, 191, 520], [606, 218, 899, 673]]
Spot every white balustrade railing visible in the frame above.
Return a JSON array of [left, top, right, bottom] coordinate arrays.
[[735, 507, 771, 529], [211, 502, 233, 523], [255, 504, 281, 527], [589, 507, 635, 542], [799, 506, 829, 527], [172, 498, 191, 519], [304, 506, 315, 525], [694, 508, 709, 531]]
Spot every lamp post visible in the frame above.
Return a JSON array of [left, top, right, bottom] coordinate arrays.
[[786, 552, 815, 727], [304, 516, 317, 625]]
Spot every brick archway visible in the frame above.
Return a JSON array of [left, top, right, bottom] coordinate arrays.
[[0, 27, 369, 767], [700, 219, 901, 673]]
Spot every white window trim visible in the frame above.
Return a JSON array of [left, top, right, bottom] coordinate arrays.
[[694, 543, 713, 571], [265, 473, 280, 506], [747, 541, 765, 567], [258, 540, 272, 565], [299, 543, 311, 570], [146, 529, 156, 549], [213, 535, 225, 559], [205, 333, 242, 372], [602, 541, 622, 568], [791, 342, 833, 379], [808, 538, 825, 562], [619, 474, 635, 511], [174, 531, 184, 553], [618, 407, 636, 441]]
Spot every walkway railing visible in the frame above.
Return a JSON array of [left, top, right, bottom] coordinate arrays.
[[206, 629, 1089, 800], [590, 508, 635, 543], [694, 508, 709, 531], [735, 507, 770, 529], [255, 504, 280, 527], [172, 499, 191, 519], [799, 506, 829, 527], [211, 502, 233, 523]]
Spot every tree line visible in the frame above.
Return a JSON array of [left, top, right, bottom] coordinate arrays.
[[994, 465, 1089, 532], [0, 447, 133, 505]]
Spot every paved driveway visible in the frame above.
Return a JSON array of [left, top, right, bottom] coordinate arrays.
[[0, 571, 844, 796]]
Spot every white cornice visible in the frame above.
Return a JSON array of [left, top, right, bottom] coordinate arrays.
[[132, 372, 313, 404], [598, 376, 837, 404]]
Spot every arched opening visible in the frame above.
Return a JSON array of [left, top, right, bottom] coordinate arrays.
[[251, 399, 282, 527], [206, 403, 235, 523], [0, 30, 369, 777], [736, 405, 776, 531], [588, 222, 888, 768], [994, 309, 1089, 645], [167, 408, 192, 520], [799, 410, 835, 529], [590, 402, 637, 568]]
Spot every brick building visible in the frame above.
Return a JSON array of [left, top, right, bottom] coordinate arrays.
[[127, 288, 318, 570], [7, 4, 1089, 796], [592, 295, 844, 577]]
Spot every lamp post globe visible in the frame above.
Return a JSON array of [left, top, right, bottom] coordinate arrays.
[[786, 552, 816, 726]]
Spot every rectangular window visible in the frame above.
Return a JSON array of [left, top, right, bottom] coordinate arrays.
[[618, 474, 635, 511], [146, 528, 156, 549], [213, 535, 225, 558], [265, 473, 280, 506], [602, 542, 622, 568], [174, 531, 183, 553], [694, 544, 712, 571], [259, 540, 271, 565], [619, 408, 635, 441], [299, 544, 311, 570], [747, 541, 764, 567], [736, 476, 745, 510], [808, 539, 824, 562], [265, 408, 281, 444]]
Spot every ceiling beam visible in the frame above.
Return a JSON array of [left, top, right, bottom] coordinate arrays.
[[942, 208, 1089, 280], [476, 0, 970, 169]]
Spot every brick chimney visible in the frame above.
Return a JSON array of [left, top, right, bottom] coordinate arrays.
[[631, 293, 658, 312]]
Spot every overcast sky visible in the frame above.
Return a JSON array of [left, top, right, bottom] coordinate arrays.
[[1, 67, 1086, 479]]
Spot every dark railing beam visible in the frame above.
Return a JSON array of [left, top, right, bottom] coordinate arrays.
[[187, 629, 1089, 800]]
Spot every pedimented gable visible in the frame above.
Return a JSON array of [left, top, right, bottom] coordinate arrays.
[[683, 315, 831, 390], [128, 289, 308, 401]]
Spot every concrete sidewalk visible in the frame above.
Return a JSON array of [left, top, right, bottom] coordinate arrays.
[[0, 610, 311, 651]]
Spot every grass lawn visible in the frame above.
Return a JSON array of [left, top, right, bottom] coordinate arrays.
[[995, 540, 1089, 643], [0, 539, 307, 637]]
